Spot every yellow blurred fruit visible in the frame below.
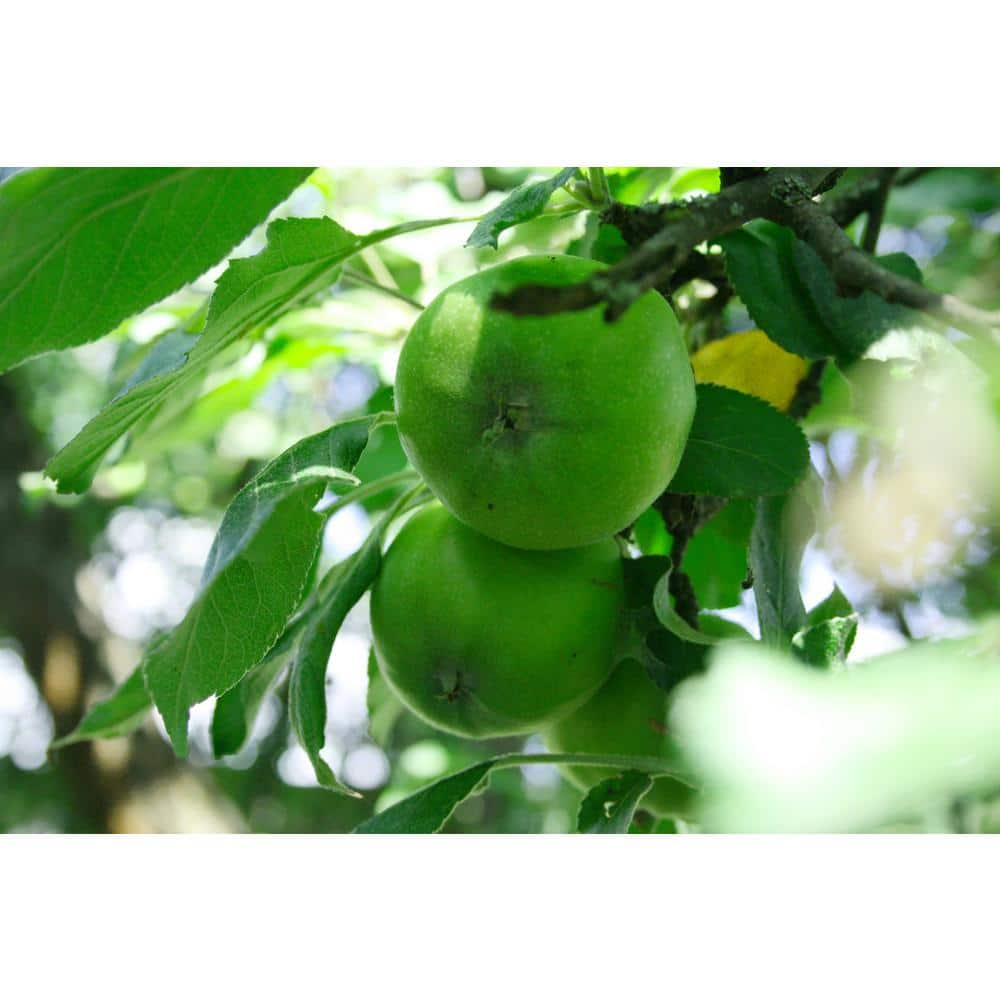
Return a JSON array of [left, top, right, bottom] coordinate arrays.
[[691, 329, 807, 412]]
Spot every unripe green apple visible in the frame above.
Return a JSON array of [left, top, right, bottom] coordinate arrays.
[[394, 254, 696, 550], [544, 657, 695, 818], [369, 503, 625, 739]]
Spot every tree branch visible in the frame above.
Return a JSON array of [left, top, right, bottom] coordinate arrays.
[[767, 188, 1000, 339], [492, 168, 840, 321]]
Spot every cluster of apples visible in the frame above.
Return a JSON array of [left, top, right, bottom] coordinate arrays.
[[369, 254, 698, 815]]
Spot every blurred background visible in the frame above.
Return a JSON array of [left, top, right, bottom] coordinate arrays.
[[1, 166, 999, 833]]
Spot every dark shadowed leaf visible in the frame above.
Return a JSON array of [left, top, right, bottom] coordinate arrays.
[[668, 384, 809, 497], [717, 221, 836, 359], [465, 168, 578, 249], [792, 242, 923, 360], [0, 167, 311, 372], [577, 771, 654, 833]]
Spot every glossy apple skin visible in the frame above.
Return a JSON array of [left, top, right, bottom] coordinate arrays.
[[370, 503, 625, 739], [394, 254, 696, 550]]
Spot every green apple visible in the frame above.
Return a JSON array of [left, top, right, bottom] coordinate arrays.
[[369, 503, 624, 739], [394, 254, 695, 550], [544, 657, 695, 818]]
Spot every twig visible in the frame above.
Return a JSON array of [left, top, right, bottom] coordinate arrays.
[[861, 167, 899, 254], [652, 494, 730, 628], [341, 266, 424, 310]]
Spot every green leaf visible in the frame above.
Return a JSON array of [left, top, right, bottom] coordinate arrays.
[[49, 666, 151, 749], [717, 221, 837, 360], [668, 384, 809, 497], [792, 585, 858, 668], [619, 557, 707, 693], [288, 485, 426, 791], [806, 584, 855, 626], [652, 569, 717, 646], [202, 415, 376, 587], [750, 491, 813, 647], [210, 631, 294, 758], [0, 167, 311, 373], [682, 500, 754, 610], [792, 241, 923, 360], [44, 214, 462, 493], [146, 415, 383, 755], [145, 478, 326, 755], [792, 616, 858, 668], [287, 542, 383, 794], [355, 760, 495, 833], [577, 771, 655, 834], [465, 167, 579, 249]]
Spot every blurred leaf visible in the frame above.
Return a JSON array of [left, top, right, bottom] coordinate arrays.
[[567, 214, 629, 264], [668, 384, 809, 497], [133, 338, 345, 456], [671, 625, 1000, 832], [45, 214, 462, 493], [465, 167, 578, 249], [718, 221, 836, 359], [800, 361, 859, 434], [577, 771, 654, 833], [750, 491, 812, 647], [888, 168, 1000, 223], [668, 168, 721, 197], [0, 167, 311, 372], [356, 759, 494, 833], [50, 666, 150, 749], [349, 245, 423, 297], [683, 500, 754, 610]]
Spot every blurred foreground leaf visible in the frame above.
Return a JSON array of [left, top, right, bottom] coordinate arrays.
[[671, 624, 1000, 832]]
